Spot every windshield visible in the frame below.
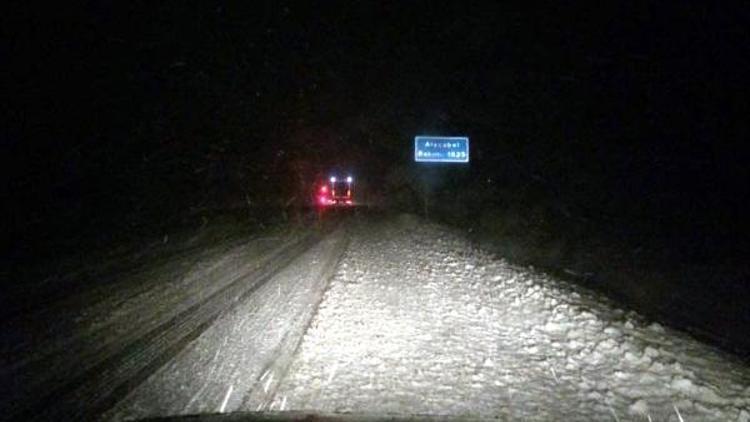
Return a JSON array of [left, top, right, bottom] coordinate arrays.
[[5, 2, 750, 421]]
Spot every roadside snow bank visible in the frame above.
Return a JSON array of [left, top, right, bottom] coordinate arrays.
[[275, 217, 750, 421]]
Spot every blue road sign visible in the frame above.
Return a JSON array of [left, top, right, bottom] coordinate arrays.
[[414, 136, 469, 163]]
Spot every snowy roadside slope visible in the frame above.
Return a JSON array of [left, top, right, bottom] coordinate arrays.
[[274, 215, 750, 421], [106, 227, 348, 420]]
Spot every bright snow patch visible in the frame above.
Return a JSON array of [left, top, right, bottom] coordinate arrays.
[[272, 218, 750, 421]]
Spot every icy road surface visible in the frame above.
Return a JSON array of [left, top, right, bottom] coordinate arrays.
[[106, 226, 349, 419], [103, 215, 747, 420], [1, 223, 320, 420]]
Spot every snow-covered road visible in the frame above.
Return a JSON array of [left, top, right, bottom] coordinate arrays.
[[1, 223, 325, 420], [106, 226, 349, 420], [7, 213, 749, 421]]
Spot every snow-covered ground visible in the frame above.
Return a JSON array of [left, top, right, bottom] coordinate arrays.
[[271, 215, 750, 421], [7, 213, 749, 421]]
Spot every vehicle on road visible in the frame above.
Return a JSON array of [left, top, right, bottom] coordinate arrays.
[[317, 175, 354, 207]]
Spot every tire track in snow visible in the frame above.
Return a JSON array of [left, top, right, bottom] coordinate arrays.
[[240, 229, 350, 411], [104, 224, 350, 420], [11, 232, 322, 421]]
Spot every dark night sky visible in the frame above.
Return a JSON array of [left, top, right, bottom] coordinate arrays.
[[3, 2, 750, 253]]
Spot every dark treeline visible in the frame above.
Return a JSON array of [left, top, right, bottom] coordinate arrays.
[[4, 2, 749, 269]]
